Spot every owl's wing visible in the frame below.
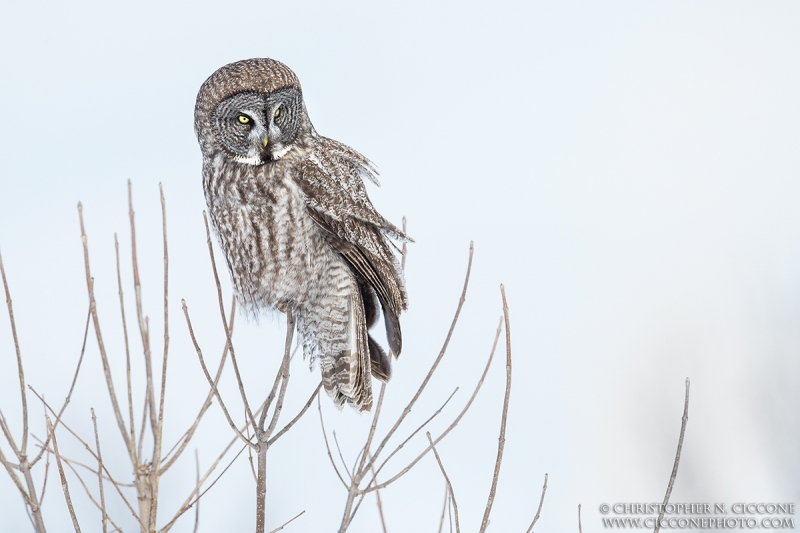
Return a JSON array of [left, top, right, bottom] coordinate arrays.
[[297, 136, 407, 356], [299, 137, 410, 243]]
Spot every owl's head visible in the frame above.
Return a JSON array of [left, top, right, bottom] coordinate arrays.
[[195, 58, 311, 165]]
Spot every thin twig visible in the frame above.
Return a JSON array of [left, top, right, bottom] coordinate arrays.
[[578, 504, 583, 533], [479, 285, 513, 533], [370, 456, 388, 533], [48, 418, 81, 532], [0, 250, 28, 454], [31, 387, 144, 529], [162, 395, 287, 533], [150, 182, 170, 528], [38, 445, 50, 505], [31, 305, 92, 468], [364, 242, 474, 476], [437, 486, 448, 533], [268, 510, 305, 533], [525, 473, 548, 533], [78, 203, 132, 456], [267, 383, 321, 446], [317, 396, 348, 489], [262, 313, 295, 440], [357, 382, 385, 479], [333, 431, 353, 482], [91, 409, 108, 533], [182, 299, 255, 447], [59, 458, 124, 533], [114, 232, 137, 468], [128, 182, 158, 440], [203, 211, 256, 428], [162, 296, 236, 472], [193, 450, 200, 533], [653, 378, 690, 533], [365, 316, 503, 494], [426, 432, 460, 533], [369, 387, 458, 480], [159, 443, 248, 533], [0, 446, 31, 505]]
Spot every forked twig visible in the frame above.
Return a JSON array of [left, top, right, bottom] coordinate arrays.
[[318, 397, 348, 489], [653, 378, 690, 533], [1, 250, 47, 533], [182, 300, 254, 448], [426, 432, 460, 533], [48, 418, 81, 533]]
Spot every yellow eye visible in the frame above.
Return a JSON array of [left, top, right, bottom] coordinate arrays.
[[237, 115, 251, 124], [274, 108, 280, 118]]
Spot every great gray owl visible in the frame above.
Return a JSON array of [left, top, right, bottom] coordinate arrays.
[[194, 58, 408, 412]]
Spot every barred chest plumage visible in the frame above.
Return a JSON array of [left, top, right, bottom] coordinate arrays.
[[202, 151, 334, 312]]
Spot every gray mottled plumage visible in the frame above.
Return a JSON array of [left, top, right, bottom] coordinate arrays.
[[194, 58, 408, 411]]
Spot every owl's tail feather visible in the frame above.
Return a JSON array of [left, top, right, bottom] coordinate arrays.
[[368, 336, 391, 381], [315, 275, 373, 412]]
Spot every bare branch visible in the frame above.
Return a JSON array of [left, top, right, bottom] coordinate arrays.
[[0, 250, 28, 454], [525, 473, 548, 533], [653, 378, 690, 533], [268, 510, 305, 533], [48, 418, 81, 533], [426, 432, 460, 533], [578, 504, 583, 533], [479, 284, 512, 533]]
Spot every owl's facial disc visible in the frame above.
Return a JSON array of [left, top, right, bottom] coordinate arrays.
[[213, 89, 304, 165]]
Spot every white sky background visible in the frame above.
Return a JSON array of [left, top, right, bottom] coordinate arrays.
[[0, 1, 798, 531]]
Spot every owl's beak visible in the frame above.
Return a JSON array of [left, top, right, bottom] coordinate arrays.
[[261, 137, 269, 148]]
